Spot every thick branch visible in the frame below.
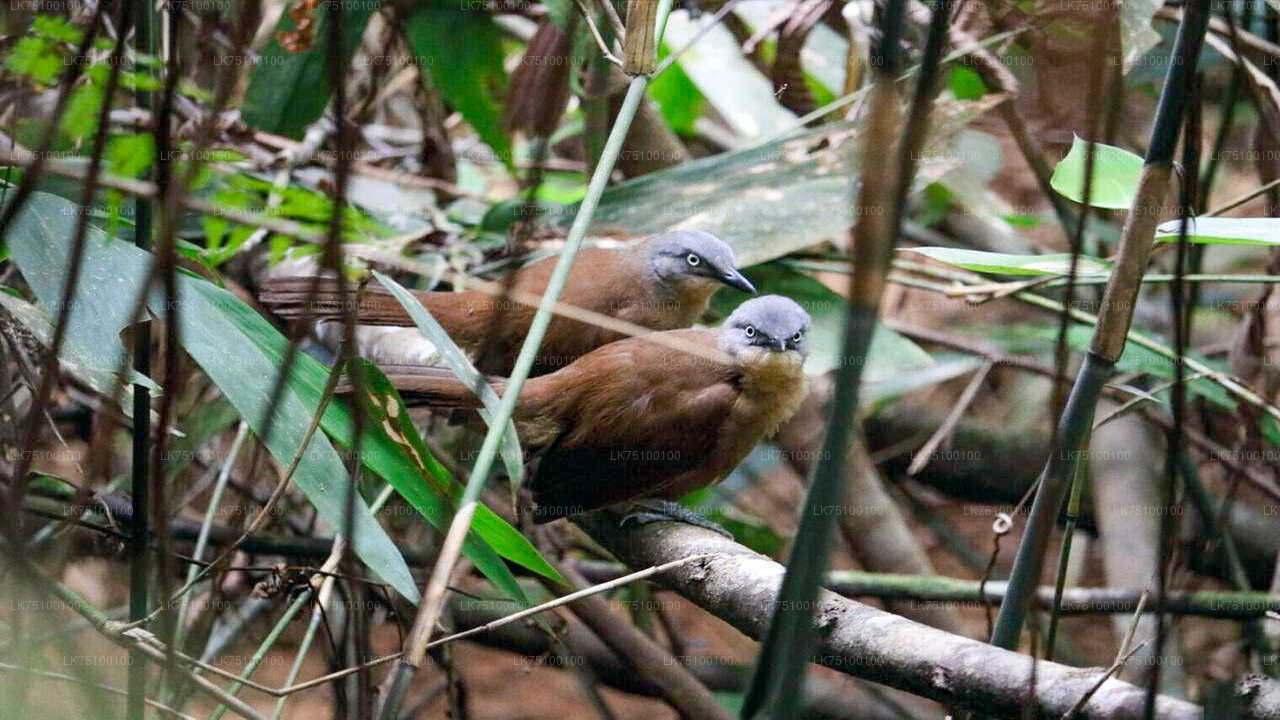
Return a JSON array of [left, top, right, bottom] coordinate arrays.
[[574, 514, 1209, 720]]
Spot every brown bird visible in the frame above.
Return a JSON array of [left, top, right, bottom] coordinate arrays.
[[371, 295, 811, 523], [259, 230, 756, 376]]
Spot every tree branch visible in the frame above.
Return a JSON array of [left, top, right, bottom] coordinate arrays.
[[573, 514, 1212, 719]]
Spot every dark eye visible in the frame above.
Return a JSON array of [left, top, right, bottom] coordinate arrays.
[[744, 325, 755, 337], [792, 332, 802, 342], [686, 253, 701, 266]]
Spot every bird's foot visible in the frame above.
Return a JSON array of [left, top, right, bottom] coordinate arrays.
[[620, 500, 733, 539]]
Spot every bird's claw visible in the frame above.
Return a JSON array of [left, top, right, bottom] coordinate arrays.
[[620, 500, 734, 539]]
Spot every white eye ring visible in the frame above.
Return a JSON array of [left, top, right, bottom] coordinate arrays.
[[744, 325, 755, 337], [792, 332, 802, 342], [686, 253, 701, 266]]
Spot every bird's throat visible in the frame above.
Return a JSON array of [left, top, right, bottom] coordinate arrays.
[[736, 349, 808, 435]]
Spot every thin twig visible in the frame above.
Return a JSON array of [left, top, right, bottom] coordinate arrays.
[[576, 0, 625, 66], [424, 554, 711, 652], [906, 360, 992, 475], [0, 663, 197, 720]]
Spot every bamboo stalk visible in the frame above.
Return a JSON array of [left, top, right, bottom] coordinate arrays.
[[129, 0, 156, 715], [622, 0, 658, 75], [741, 0, 943, 715], [823, 571, 1280, 618]]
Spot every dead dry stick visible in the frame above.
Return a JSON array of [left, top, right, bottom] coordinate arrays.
[[623, 0, 659, 75], [906, 360, 993, 475], [423, 554, 710, 652]]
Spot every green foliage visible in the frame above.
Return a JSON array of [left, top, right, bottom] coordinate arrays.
[[649, 45, 706, 133], [6, 36, 64, 85], [6, 190, 561, 603], [60, 82, 104, 142], [404, 7, 512, 169], [7, 191, 421, 601], [900, 247, 1113, 276], [32, 15, 84, 44], [1050, 136, 1144, 209], [242, 1, 379, 137], [990, 323, 1235, 410], [188, 172, 387, 268], [373, 271, 526, 501], [1154, 217, 1280, 246], [948, 65, 987, 100], [6, 16, 165, 144]]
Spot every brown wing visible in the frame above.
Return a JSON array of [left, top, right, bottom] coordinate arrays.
[[259, 246, 646, 376], [258, 276, 502, 332], [519, 329, 743, 521]]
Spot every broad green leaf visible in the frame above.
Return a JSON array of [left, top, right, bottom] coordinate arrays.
[[373, 272, 526, 501], [660, 12, 796, 137], [1263, 416, 1280, 448], [557, 94, 1005, 266], [900, 247, 1113, 276], [1155, 217, 1280, 246], [709, 263, 933, 380], [107, 134, 156, 179], [6, 192, 420, 601], [404, 7, 512, 169], [348, 360, 557, 600], [1050, 136, 1143, 209], [241, 1, 379, 138], [0, 291, 156, 402]]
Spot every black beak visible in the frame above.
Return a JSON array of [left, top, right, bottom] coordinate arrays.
[[719, 268, 757, 294]]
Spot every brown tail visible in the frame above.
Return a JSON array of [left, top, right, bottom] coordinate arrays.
[[340, 364, 508, 409], [258, 276, 412, 325]]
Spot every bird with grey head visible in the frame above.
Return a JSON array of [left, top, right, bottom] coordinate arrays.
[[645, 229, 757, 296], [370, 294, 813, 526], [260, 228, 755, 376], [720, 295, 811, 357]]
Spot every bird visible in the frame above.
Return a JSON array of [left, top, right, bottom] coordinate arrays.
[[259, 230, 756, 376], [365, 295, 812, 524]]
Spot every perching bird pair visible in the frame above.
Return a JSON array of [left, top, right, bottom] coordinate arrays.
[[260, 231, 812, 524]]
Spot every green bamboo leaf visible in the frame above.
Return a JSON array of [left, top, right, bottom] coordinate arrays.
[[1155, 217, 1280, 246], [404, 6, 512, 169], [900, 247, 1114, 276], [241, 1, 379, 137], [350, 360, 548, 604], [551, 93, 1005, 266], [217, 286, 565, 591], [1050, 135, 1144, 210], [372, 271, 526, 502]]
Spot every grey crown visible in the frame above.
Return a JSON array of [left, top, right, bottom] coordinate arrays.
[[722, 295, 811, 355]]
